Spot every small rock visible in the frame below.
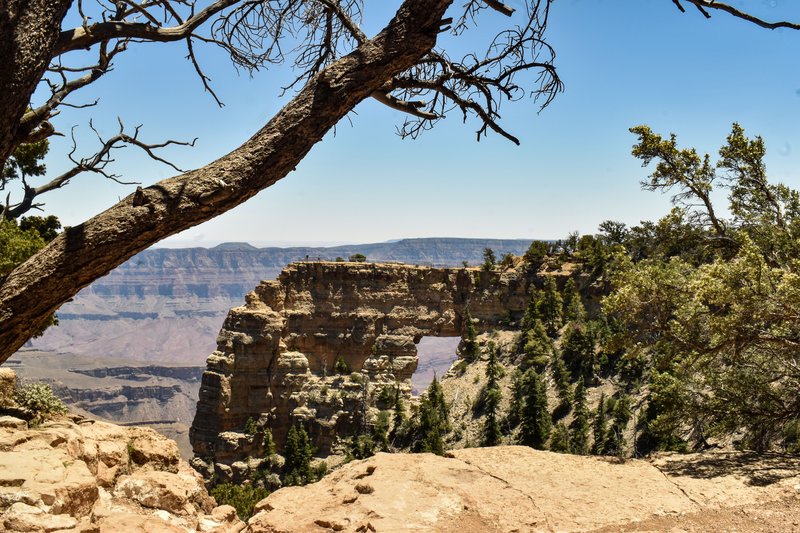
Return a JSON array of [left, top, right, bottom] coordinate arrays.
[[355, 483, 374, 495], [0, 416, 26, 430], [3, 502, 77, 532]]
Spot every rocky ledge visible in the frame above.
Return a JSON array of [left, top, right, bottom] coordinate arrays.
[[247, 446, 800, 533], [0, 413, 244, 532]]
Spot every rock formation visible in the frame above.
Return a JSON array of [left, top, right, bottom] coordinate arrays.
[[0, 370, 244, 532], [190, 261, 539, 476]]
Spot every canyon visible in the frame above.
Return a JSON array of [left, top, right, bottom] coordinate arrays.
[[17, 238, 533, 455]]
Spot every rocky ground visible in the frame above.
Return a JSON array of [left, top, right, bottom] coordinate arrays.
[[247, 446, 800, 533], [0, 413, 245, 532]]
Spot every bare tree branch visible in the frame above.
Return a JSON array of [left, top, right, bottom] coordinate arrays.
[[54, 0, 241, 55], [673, 1, 800, 30], [2, 120, 195, 220]]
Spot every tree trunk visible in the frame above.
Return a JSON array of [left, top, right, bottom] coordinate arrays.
[[0, 0, 454, 363], [0, 0, 72, 163]]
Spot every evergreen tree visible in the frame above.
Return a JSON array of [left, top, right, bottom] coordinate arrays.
[[522, 319, 552, 370], [283, 424, 314, 486], [482, 247, 497, 271], [549, 422, 570, 453], [505, 369, 524, 429], [592, 393, 608, 455], [391, 385, 406, 438], [460, 308, 480, 363], [551, 349, 573, 410], [561, 322, 596, 383], [373, 410, 391, 452], [562, 278, 586, 322], [605, 393, 632, 456], [569, 381, 590, 455], [520, 288, 540, 332], [537, 276, 563, 336], [518, 369, 550, 450], [482, 345, 503, 446], [413, 376, 450, 455]]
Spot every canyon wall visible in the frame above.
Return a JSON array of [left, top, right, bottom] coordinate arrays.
[[190, 261, 536, 475]]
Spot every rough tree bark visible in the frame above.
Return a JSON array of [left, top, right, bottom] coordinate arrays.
[[0, 0, 455, 362], [0, 0, 73, 162]]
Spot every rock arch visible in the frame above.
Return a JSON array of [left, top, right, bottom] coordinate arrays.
[[189, 261, 530, 474]]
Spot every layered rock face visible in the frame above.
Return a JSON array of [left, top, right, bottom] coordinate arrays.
[[0, 416, 244, 532], [190, 262, 531, 473]]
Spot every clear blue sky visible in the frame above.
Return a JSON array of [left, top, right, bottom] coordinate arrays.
[[39, 0, 800, 247]]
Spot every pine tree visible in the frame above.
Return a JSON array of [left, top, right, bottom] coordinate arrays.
[[520, 288, 540, 332], [482, 345, 503, 446], [518, 369, 550, 450], [392, 385, 406, 438], [283, 424, 314, 486], [592, 393, 608, 455], [505, 369, 524, 429], [413, 376, 450, 455], [562, 278, 586, 322], [605, 393, 632, 456], [460, 308, 480, 363], [482, 247, 497, 271], [537, 276, 563, 337], [551, 349, 573, 409], [569, 381, 590, 455], [549, 422, 570, 453], [522, 319, 552, 370]]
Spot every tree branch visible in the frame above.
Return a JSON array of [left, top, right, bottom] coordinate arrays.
[[673, 0, 800, 30], [0, 0, 456, 363], [54, 0, 241, 55]]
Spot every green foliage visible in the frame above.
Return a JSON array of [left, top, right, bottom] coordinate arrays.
[[591, 393, 608, 455], [333, 356, 350, 375], [499, 253, 515, 270], [562, 278, 585, 323], [15, 382, 67, 420], [19, 215, 61, 242], [283, 425, 314, 486], [482, 247, 496, 271], [210, 483, 269, 522], [2, 139, 48, 184], [569, 381, 590, 454], [550, 350, 572, 416], [524, 240, 550, 268], [521, 319, 552, 370], [561, 321, 596, 383], [243, 417, 258, 436], [460, 308, 480, 363], [505, 369, 524, 429], [605, 394, 632, 456], [518, 369, 550, 450], [412, 376, 450, 455], [481, 345, 503, 446], [335, 256, 344, 262], [537, 276, 563, 336], [0, 218, 45, 277], [549, 422, 570, 453], [349, 253, 367, 262], [392, 385, 406, 438]]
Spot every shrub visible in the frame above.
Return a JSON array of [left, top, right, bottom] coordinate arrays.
[[210, 483, 269, 522], [349, 253, 367, 262], [334, 356, 350, 375], [15, 382, 67, 420], [243, 417, 258, 436]]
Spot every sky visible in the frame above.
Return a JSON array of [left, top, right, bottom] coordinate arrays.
[[34, 0, 800, 247]]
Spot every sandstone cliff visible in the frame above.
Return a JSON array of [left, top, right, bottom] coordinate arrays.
[[190, 260, 557, 478]]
